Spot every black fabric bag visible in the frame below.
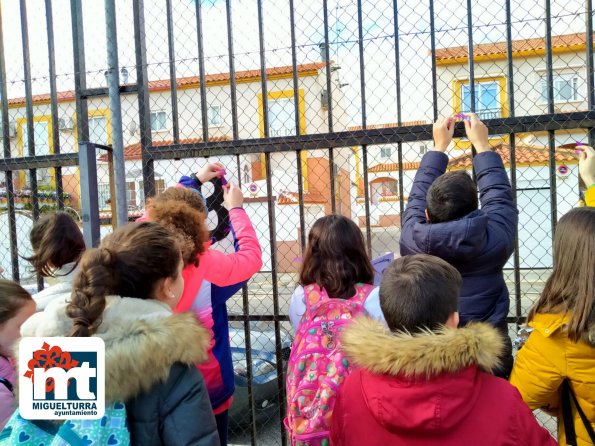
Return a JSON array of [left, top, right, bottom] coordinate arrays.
[[561, 380, 595, 445]]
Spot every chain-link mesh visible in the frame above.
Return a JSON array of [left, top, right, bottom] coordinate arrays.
[[1, 0, 593, 443]]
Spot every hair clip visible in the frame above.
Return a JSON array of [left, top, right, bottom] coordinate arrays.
[[453, 113, 471, 122]]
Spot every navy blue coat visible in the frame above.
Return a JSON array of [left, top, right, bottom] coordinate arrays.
[[400, 151, 518, 326]]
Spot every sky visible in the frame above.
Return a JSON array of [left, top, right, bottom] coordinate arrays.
[[0, 0, 589, 125]]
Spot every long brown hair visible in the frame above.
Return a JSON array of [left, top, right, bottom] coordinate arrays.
[[0, 279, 33, 325], [25, 211, 85, 276], [299, 214, 374, 299], [146, 187, 209, 267], [528, 207, 595, 342], [66, 222, 181, 337]]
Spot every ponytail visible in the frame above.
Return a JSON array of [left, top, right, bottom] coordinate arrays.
[[66, 248, 117, 337], [65, 222, 181, 337]]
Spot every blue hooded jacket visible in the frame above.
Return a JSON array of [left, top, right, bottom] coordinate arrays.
[[400, 151, 518, 326]]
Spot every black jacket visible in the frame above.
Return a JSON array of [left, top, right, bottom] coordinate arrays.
[[127, 363, 219, 445], [20, 296, 220, 446]]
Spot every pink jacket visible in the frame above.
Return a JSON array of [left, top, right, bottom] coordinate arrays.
[[176, 207, 262, 313], [0, 354, 16, 430]]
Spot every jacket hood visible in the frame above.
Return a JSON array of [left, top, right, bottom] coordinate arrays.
[[412, 210, 488, 261], [19, 296, 210, 403], [341, 317, 504, 433], [529, 312, 595, 347]]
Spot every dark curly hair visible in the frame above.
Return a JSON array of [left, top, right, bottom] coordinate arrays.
[[146, 187, 209, 267]]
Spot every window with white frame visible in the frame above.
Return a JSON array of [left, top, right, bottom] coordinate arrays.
[[461, 81, 501, 119], [380, 147, 392, 158], [268, 97, 295, 137], [207, 105, 222, 127], [21, 120, 52, 185], [150, 111, 167, 131], [540, 74, 579, 102], [98, 183, 111, 210], [89, 116, 108, 145]]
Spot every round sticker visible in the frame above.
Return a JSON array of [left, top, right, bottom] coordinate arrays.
[[557, 165, 569, 175], [249, 183, 258, 193]]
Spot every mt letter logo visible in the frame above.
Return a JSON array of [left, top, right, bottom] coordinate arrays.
[[19, 337, 105, 420]]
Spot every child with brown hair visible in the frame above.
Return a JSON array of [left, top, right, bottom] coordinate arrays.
[[511, 207, 595, 445], [331, 254, 556, 446], [19, 222, 219, 445], [25, 211, 85, 310], [285, 214, 378, 445], [0, 280, 35, 430], [145, 165, 262, 445]]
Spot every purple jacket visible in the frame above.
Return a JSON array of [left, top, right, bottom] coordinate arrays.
[[0, 354, 15, 430], [400, 151, 518, 326]]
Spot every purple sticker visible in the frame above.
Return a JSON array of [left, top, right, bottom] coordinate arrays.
[[249, 183, 258, 193]]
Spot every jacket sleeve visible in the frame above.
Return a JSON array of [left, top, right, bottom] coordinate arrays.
[[473, 152, 518, 252], [400, 151, 449, 256], [0, 384, 15, 431], [201, 208, 263, 286], [585, 185, 595, 207], [512, 388, 559, 446], [160, 365, 220, 446], [509, 332, 563, 413]]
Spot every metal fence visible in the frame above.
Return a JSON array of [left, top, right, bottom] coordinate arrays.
[[1, 0, 594, 443]]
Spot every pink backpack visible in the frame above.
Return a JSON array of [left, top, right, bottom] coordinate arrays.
[[284, 283, 374, 446]]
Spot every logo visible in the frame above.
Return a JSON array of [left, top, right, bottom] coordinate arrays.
[[19, 337, 105, 420], [248, 183, 259, 197]]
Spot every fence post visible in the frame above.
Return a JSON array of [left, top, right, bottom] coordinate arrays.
[[105, 0, 128, 227], [79, 142, 101, 248]]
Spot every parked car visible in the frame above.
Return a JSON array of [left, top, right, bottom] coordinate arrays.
[[228, 321, 292, 428]]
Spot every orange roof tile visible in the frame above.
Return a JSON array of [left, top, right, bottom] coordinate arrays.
[[278, 190, 327, 205], [97, 136, 231, 162], [435, 32, 591, 63], [8, 62, 327, 108], [347, 121, 428, 131], [368, 161, 421, 172], [448, 144, 577, 169]]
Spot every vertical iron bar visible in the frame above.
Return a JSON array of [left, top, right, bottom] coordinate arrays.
[[105, 0, 128, 226], [544, 0, 557, 234], [71, 0, 97, 247], [257, 0, 268, 139], [289, 0, 306, 250], [393, 0, 405, 218], [194, 0, 209, 141], [0, 3, 19, 281], [362, 146, 372, 255], [241, 285, 257, 446], [45, 0, 63, 211], [20, 0, 40, 223], [133, 0, 155, 199], [166, 0, 179, 144], [466, 0, 478, 176], [586, 0, 595, 147], [322, 0, 336, 212], [505, 0, 522, 326], [264, 152, 287, 446], [225, 0, 239, 140], [429, 0, 438, 121], [79, 142, 101, 247]]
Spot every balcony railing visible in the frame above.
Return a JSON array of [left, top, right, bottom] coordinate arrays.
[[475, 109, 501, 120]]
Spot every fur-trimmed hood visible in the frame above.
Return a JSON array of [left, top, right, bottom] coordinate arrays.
[[339, 317, 506, 434], [343, 316, 504, 377], [20, 296, 210, 403]]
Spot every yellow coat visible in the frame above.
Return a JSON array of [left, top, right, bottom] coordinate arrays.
[[510, 312, 595, 445], [586, 185, 595, 207]]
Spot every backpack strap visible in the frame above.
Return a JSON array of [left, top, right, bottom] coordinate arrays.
[[0, 377, 13, 394], [348, 283, 375, 306], [562, 379, 595, 445], [303, 284, 329, 312]]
